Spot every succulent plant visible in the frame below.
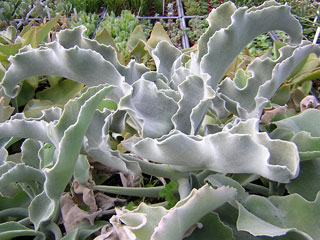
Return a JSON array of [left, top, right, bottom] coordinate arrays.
[[1, 1, 320, 239]]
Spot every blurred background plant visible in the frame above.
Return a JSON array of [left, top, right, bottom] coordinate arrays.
[[98, 10, 141, 53], [185, 16, 208, 45], [70, 11, 100, 38], [182, 0, 211, 15], [159, 18, 183, 49], [68, 0, 103, 13]]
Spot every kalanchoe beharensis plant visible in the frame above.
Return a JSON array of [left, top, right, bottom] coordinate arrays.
[[1, 1, 320, 239]]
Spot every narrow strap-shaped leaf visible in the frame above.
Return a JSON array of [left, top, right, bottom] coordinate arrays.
[[123, 119, 299, 183], [151, 185, 236, 240], [172, 75, 214, 135], [197, 2, 237, 62], [0, 147, 8, 164], [84, 111, 141, 178], [207, 174, 319, 239], [29, 85, 113, 229], [57, 26, 149, 85], [110, 185, 236, 240], [21, 139, 41, 169], [0, 119, 51, 144], [218, 42, 320, 119], [0, 163, 45, 197], [0, 221, 45, 240], [45, 84, 114, 199], [1, 42, 129, 100], [200, 1, 302, 89], [272, 109, 320, 137]]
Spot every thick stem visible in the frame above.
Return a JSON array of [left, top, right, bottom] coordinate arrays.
[[123, 154, 188, 179], [269, 181, 278, 196], [0, 207, 28, 219], [178, 178, 191, 199], [245, 183, 270, 196], [94, 185, 165, 198]]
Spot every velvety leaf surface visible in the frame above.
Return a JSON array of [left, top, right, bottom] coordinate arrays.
[[108, 185, 236, 240], [29, 85, 113, 229], [201, 1, 302, 89], [172, 75, 214, 135], [286, 158, 320, 201], [207, 174, 320, 239], [123, 119, 299, 183], [57, 26, 149, 85], [1, 42, 129, 101], [120, 79, 178, 138], [152, 41, 182, 81]]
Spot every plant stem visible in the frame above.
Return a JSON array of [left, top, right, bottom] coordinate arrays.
[[269, 181, 278, 196], [94, 185, 165, 198], [178, 178, 191, 199], [123, 154, 188, 179], [42, 221, 62, 240], [0, 207, 28, 219], [245, 183, 270, 196]]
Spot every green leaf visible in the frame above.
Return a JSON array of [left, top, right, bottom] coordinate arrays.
[[184, 212, 234, 240], [110, 185, 236, 240], [0, 97, 14, 123], [0, 43, 22, 56], [127, 25, 147, 51], [288, 53, 319, 83], [271, 84, 291, 105], [0, 162, 45, 197], [61, 221, 107, 240], [147, 22, 171, 49], [23, 99, 54, 118], [236, 193, 320, 239], [74, 155, 90, 185], [1, 42, 127, 101], [271, 109, 320, 138], [207, 174, 320, 239], [0, 221, 45, 240], [21, 27, 38, 48], [36, 79, 84, 105], [97, 99, 117, 111], [95, 28, 118, 50], [273, 40, 287, 59], [159, 180, 179, 209], [0, 186, 30, 211], [287, 158, 320, 201], [36, 13, 61, 44], [234, 69, 249, 89], [30, 84, 113, 229], [291, 131, 320, 160], [17, 80, 35, 107]]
